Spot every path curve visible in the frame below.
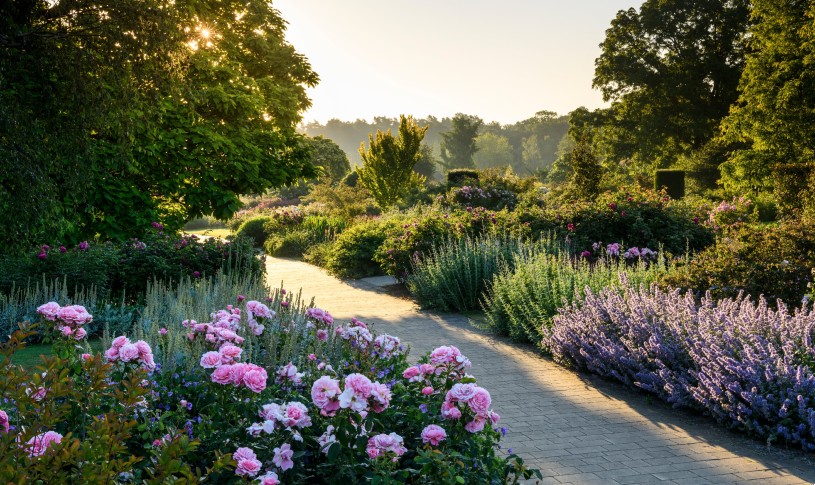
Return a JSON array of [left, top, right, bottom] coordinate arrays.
[[266, 256, 815, 484]]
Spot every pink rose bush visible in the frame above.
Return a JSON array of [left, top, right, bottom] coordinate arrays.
[[5, 298, 537, 483], [37, 302, 91, 341]]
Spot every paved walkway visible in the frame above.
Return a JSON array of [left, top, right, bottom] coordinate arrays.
[[266, 257, 815, 484]]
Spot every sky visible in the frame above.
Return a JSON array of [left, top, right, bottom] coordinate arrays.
[[274, 0, 643, 125]]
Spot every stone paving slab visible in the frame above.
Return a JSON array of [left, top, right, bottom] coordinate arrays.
[[266, 256, 815, 484]]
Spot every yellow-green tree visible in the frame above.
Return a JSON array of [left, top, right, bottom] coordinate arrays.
[[357, 115, 427, 208]]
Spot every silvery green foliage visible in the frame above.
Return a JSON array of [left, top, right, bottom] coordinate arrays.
[[547, 283, 815, 450], [121, 273, 343, 374], [406, 234, 558, 312], [482, 253, 667, 346]]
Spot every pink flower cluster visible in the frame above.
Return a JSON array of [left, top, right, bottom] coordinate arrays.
[[365, 433, 407, 461], [337, 373, 391, 414], [199, 344, 243, 369], [0, 410, 8, 434], [104, 336, 156, 371], [429, 345, 472, 374], [305, 307, 334, 327], [441, 383, 500, 433], [258, 472, 280, 485], [276, 362, 305, 386], [25, 431, 63, 457], [248, 402, 312, 439], [420, 424, 447, 446], [311, 376, 342, 417], [210, 362, 267, 393], [402, 363, 437, 383], [234, 446, 263, 477], [36, 302, 91, 340], [373, 334, 402, 359], [339, 319, 373, 350], [246, 300, 274, 336]]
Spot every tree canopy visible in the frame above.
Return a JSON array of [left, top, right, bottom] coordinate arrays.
[[583, 0, 750, 178], [0, 0, 317, 246], [439, 114, 483, 171]]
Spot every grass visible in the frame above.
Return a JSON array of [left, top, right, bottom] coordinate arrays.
[[10, 339, 104, 369]]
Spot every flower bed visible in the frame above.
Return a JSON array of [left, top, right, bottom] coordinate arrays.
[[0, 291, 539, 482], [545, 284, 815, 450]]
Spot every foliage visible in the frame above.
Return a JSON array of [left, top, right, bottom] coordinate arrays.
[[322, 220, 394, 279], [654, 170, 685, 200], [546, 285, 815, 450], [662, 219, 815, 305], [303, 180, 380, 219], [585, 0, 750, 175], [0, 0, 318, 247], [0, 325, 223, 481], [568, 138, 602, 200], [4, 278, 539, 482], [235, 216, 277, 248], [473, 133, 514, 170], [407, 235, 557, 312], [306, 136, 352, 183], [263, 216, 347, 258], [439, 114, 483, 171], [357, 115, 428, 209], [481, 251, 668, 346], [446, 169, 479, 187], [720, 0, 815, 198]]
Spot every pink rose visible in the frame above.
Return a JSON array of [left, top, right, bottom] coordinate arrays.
[[26, 431, 62, 457], [344, 373, 373, 398], [488, 411, 501, 424], [36, 302, 61, 321], [258, 472, 280, 485], [447, 383, 477, 402], [236, 458, 262, 477], [467, 387, 492, 416], [421, 424, 447, 446], [229, 363, 249, 384], [104, 347, 119, 361], [422, 386, 434, 396], [465, 416, 486, 433], [119, 343, 139, 362], [211, 365, 233, 384], [60, 326, 73, 337], [243, 368, 268, 393], [81, 353, 93, 361], [233, 446, 257, 462], [112, 336, 130, 348], [402, 366, 420, 381], [219, 344, 242, 362], [134, 340, 152, 358], [57, 305, 92, 326], [311, 376, 341, 416], [73, 327, 87, 340], [159, 328, 168, 335], [441, 400, 461, 420], [317, 329, 328, 341], [0, 410, 8, 433], [200, 351, 222, 369], [272, 443, 294, 471]]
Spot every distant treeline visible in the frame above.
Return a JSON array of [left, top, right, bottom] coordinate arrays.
[[300, 111, 569, 176]]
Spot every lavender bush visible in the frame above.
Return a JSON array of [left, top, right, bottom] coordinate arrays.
[[546, 283, 815, 450]]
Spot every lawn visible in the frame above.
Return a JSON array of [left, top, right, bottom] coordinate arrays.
[[10, 339, 104, 369]]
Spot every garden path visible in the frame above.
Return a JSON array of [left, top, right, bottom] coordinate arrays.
[[266, 256, 815, 485]]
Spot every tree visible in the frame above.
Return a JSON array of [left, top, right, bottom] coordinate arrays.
[[414, 145, 439, 181], [439, 114, 483, 171], [587, 0, 751, 175], [720, 0, 815, 200], [569, 138, 603, 200], [356, 115, 427, 208], [0, 0, 317, 245], [473, 133, 514, 170], [305, 136, 351, 183]]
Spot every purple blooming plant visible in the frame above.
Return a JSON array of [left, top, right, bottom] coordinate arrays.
[[544, 281, 815, 450]]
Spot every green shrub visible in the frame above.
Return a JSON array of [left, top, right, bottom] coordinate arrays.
[[654, 170, 685, 200], [481, 251, 668, 348], [662, 219, 815, 305], [447, 169, 479, 187], [406, 234, 557, 312], [234, 216, 275, 247], [324, 219, 392, 279], [302, 240, 335, 268]]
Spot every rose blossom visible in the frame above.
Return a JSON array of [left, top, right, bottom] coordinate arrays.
[[243, 366, 268, 393], [211, 365, 233, 384], [200, 351, 222, 369], [26, 431, 62, 457], [233, 447, 257, 462], [36, 302, 60, 321], [258, 472, 280, 485], [134, 340, 152, 357], [73, 327, 87, 340], [316, 329, 328, 341], [57, 305, 92, 326], [119, 343, 139, 362], [0, 410, 8, 433], [104, 347, 119, 361], [311, 376, 341, 416], [467, 387, 492, 416], [112, 336, 130, 348], [447, 383, 477, 402], [370, 382, 392, 413], [272, 443, 294, 471], [219, 344, 242, 362], [465, 416, 486, 433], [235, 458, 262, 477], [422, 386, 434, 395], [441, 400, 462, 420], [421, 424, 447, 446]]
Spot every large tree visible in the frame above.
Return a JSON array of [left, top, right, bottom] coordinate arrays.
[[0, 0, 317, 245], [586, 0, 750, 176], [720, 0, 815, 200], [439, 114, 483, 171]]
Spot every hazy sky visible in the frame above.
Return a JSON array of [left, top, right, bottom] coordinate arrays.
[[274, 1, 642, 125]]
